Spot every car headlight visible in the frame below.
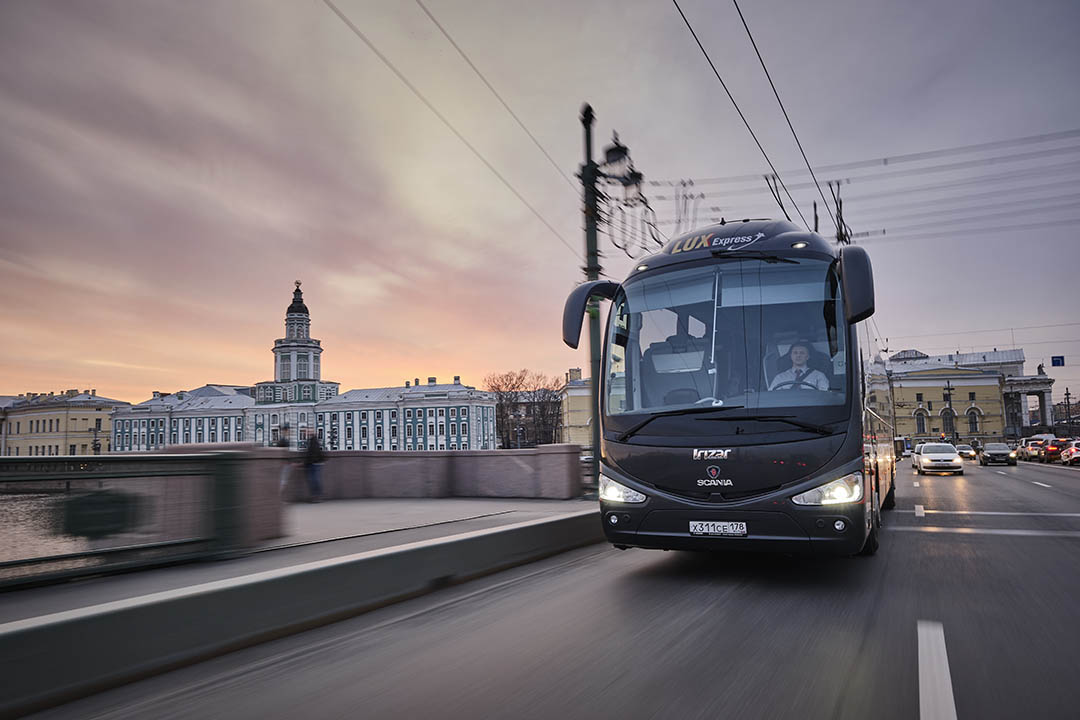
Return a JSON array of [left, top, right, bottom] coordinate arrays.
[[1009, 451, 1016, 457], [791, 472, 863, 506], [599, 474, 647, 503], [953, 456, 963, 463]]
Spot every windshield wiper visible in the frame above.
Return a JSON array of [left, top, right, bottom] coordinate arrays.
[[616, 405, 745, 443], [698, 414, 836, 436], [710, 249, 799, 264]]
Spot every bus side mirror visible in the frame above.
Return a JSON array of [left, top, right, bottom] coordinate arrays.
[[563, 280, 620, 349], [840, 246, 875, 324]]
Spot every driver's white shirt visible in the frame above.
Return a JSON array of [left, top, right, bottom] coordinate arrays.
[[769, 366, 829, 391]]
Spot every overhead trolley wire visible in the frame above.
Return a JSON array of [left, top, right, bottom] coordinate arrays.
[[888, 321, 1080, 341], [859, 217, 1080, 244], [649, 127, 1080, 186], [412, 0, 577, 193], [670, 0, 809, 230], [731, 0, 837, 233], [321, 0, 579, 258]]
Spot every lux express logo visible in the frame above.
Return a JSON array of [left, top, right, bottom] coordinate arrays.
[[668, 232, 766, 255]]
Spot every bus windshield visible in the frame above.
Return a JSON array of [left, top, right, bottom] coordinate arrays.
[[604, 256, 848, 423]]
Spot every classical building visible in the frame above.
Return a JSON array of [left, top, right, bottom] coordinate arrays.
[[557, 368, 592, 449], [111, 283, 496, 452], [888, 348, 1046, 445], [0, 389, 130, 457]]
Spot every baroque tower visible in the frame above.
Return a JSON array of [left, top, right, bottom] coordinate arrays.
[[273, 281, 323, 383]]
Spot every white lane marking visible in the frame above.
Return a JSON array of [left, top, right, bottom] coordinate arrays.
[[913, 481, 921, 487], [1032, 481, 1052, 488], [996, 471, 1008, 476], [914, 504, 925, 517], [893, 526, 1080, 538], [918, 620, 958, 720], [897, 510, 1080, 517]]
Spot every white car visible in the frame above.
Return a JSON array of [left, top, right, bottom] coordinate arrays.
[[910, 443, 926, 469], [916, 443, 964, 475]]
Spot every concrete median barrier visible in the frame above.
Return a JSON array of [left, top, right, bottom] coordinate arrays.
[[0, 508, 602, 719]]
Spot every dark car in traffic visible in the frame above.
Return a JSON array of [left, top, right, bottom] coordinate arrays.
[[978, 442, 1016, 466], [1041, 438, 1073, 463]]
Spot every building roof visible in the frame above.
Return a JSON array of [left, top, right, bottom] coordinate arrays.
[[287, 282, 309, 316], [5, 391, 129, 409], [891, 348, 1024, 367], [323, 381, 494, 405]]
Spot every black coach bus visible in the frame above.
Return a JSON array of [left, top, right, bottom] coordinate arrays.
[[563, 220, 895, 556]]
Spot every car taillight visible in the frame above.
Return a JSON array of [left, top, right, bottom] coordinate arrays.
[[1049, 446, 1058, 451]]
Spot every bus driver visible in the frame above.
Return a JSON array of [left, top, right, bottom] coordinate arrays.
[[769, 341, 829, 391]]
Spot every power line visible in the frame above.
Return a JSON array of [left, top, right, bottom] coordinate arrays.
[[873, 199, 1080, 234], [861, 217, 1080, 244], [887, 322, 1080, 340], [670, 0, 809, 230], [843, 179, 1080, 216], [649, 127, 1080, 186], [320, 0, 579, 258], [731, 0, 836, 233], [412, 0, 577, 193], [835, 159, 1080, 203], [846, 192, 1080, 226]]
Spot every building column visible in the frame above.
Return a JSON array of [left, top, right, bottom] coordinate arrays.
[[1021, 394, 1032, 427], [1042, 390, 1054, 427]]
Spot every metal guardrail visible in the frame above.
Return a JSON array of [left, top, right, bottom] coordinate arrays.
[[0, 453, 243, 589]]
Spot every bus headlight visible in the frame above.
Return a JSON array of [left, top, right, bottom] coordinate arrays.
[[791, 472, 863, 506], [599, 474, 647, 503]]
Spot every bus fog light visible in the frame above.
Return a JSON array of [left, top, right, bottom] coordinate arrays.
[[600, 474, 647, 504], [791, 472, 863, 506], [833, 520, 846, 532]]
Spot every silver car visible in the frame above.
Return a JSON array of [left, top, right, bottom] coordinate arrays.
[[916, 443, 963, 475], [911, 443, 926, 469]]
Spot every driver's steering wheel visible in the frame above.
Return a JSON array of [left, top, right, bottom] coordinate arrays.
[[771, 380, 824, 391]]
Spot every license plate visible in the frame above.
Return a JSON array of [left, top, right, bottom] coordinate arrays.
[[689, 521, 747, 537]]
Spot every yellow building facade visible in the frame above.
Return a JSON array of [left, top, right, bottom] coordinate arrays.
[[0, 390, 129, 457], [890, 367, 1006, 446], [557, 369, 593, 450]]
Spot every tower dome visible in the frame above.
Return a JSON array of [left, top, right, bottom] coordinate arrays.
[[287, 280, 309, 315]]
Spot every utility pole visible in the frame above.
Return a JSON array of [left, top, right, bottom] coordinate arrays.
[[1066, 387, 1073, 432], [944, 380, 956, 442], [578, 104, 643, 485], [581, 105, 602, 485]]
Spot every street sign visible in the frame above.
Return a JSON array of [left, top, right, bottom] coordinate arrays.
[[1051, 356, 1065, 366]]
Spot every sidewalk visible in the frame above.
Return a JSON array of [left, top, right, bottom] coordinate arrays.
[[0, 497, 597, 624]]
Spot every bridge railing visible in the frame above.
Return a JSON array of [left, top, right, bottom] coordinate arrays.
[[0, 451, 276, 589]]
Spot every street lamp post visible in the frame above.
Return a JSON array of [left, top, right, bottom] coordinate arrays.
[[943, 380, 957, 442], [579, 104, 643, 485]]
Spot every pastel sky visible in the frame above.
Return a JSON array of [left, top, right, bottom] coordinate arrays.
[[2, 0, 1078, 403]]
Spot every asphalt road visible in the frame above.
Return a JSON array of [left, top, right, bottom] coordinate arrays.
[[33, 460, 1080, 720]]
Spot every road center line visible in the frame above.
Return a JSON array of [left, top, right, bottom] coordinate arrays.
[[918, 620, 958, 720], [914, 504, 925, 517], [893, 526, 1080, 538], [1032, 481, 1052, 488], [913, 481, 920, 487], [996, 471, 1008, 476], [897, 510, 1080, 517]]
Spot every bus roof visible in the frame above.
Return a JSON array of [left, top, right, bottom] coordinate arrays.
[[633, 219, 836, 277]]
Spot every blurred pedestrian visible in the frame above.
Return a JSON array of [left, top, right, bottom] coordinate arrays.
[[276, 423, 293, 497], [303, 429, 326, 502]]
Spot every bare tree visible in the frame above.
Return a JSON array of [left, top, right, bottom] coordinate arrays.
[[483, 369, 527, 449], [484, 370, 562, 447]]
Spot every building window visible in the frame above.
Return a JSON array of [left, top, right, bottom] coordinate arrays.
[[406, 409, 413, 419], [281, 355, 291, 381], [376, 426, 383, 439], [438, 408, 445, 417], [428, 423, 435, 436], [438, 423, 444, 436], [346, 426, 353, 440], [967, 410, 979, 433], [391, 426, 398, 439], [942, 410, 956, 436], [298, 354, 309, 378], [407, 425, 413, 438], [451, 423, 457, 435], [915, 413, 926, 434], [391, 444, 398, 451], [968, 392, 976, 402], [916, 393, 923, 402], [391, 410, 397, 421], [361, 411, 367, 422], [361, 427, 368, 440], [462, 424, 468, 436], [69, 444, 76, 455], [450, 408, 456, 418], [376, 411, 383, 421]]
